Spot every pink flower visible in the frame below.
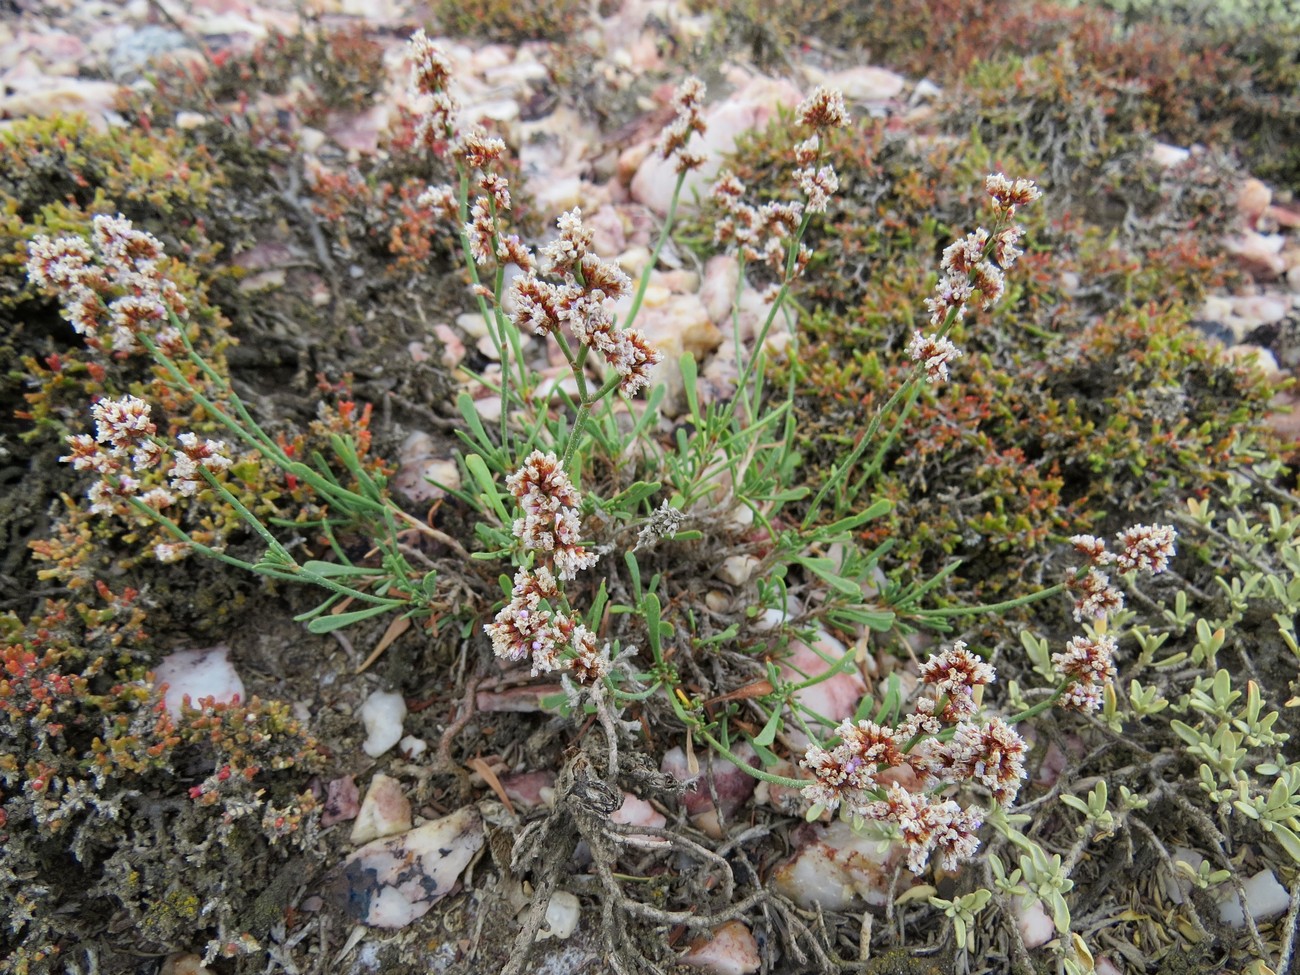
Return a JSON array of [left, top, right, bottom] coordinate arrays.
[[1070, 568, 1124, 622], [865, 783, 983, 873], [907, 331, 962, 383], [948, 717, 1027, 807], [1052, 634, 1118, 712], [800, 719, 902, 814], [505, 452, 598, 580], [797, 86, 850, 129], [1111, 524, 1176, 575], [985, 173, 1042, 217], [92, 396, 155, 456]]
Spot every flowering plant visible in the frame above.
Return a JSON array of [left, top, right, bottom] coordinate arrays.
[[23, 29, 1193, 974]]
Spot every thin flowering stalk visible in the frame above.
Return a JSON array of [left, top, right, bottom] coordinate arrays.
[[618, 169, 689, 333], [910, 581, 1070, 620]]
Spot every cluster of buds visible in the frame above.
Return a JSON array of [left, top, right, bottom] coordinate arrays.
[[406, 28, 459, 150], [656, 76, 708, 173], [909, 173, 1041, 383], [1067, 523, 1177, 623], [485, 452, 609, 682], [508, 208, 662, 396], [485, 566, 608, 680], [1041, 523, 1175, 711], [800, 640, 1026, 874], [405, 35, 661, 397], [26, 214, 189, 355], [709, 85, 850, 276], [58, 394, 231, 552]]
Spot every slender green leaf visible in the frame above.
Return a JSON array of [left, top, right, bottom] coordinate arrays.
[[753, 706, 783, 748], [303, 603, 394, 633]]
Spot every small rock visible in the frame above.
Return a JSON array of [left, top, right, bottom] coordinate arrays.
[[108, 26, 191, 80], [433, 323, 467, 367], [153, 645, 245, 719], [1218, 868, 1289, 926], [770, 820, 899, 910], [350, 773, 412, 844], [500, 770, 556, 809], [1225, 344, 1279, 376], [322, 806, 484, 928], [456, 310, 492, 338], [160, 954, 212, 975], [320, 775, 360, 828], [716, 554, 760, 586], [1232, 293, 1287, 327], [1237, 178, 1272, 224], [359, 689, 407, 758], [1015, 897, 1055, 948], [398, 735, 427, 759], [1149, 142, 1191, 168], [536, 890, 581, 941], [680, 920, 761, 975], [661, 743, 759, 837], [1225, 231, 1286, 279], [610, 793, 668, 845], [807, 65, 905, 103]]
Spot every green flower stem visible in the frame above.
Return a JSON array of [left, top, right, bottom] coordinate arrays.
[[695, 727, 808, 790], [1007, 682, 1070, 724], [147, 333, 391, 518], [801, 377, 915, 529], [609, 681, 664, 704], [620, 170, 688, 331], [911, 582, 1067, 619]]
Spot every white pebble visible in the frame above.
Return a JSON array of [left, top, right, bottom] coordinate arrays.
[[360, 690, 407, 757], [153, 645, 245, 719], [537, 890, 580, 940], [1218, 868, 1290, 926], [1015, 897, 1055, 948]]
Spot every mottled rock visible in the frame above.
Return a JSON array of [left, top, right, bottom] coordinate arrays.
[[680, 920, 761, 975], [350, 773, 412, 844], [322, 806, 484, 928], [771, 820, 899, 910]]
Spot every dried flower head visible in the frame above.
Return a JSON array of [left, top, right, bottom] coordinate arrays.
[[169, 433, 233, 497], [540, 208, 593, 276], [1111, 524, 1177, 575], [1052, 634, 1118, 712], [949, 717, 1027, 807], [796, 164, 839, 214], [866, 783, 983, 873], [408, 29, 452, 95], [797, 86, 850, 129], [505, 452, 597, 580], [907, 331, 962, 383], [800, 719, 902, 814], [657, 76, 708, 160], [1069, 534, 1108, 563], [919, 640, 995, 721], [1070, 568, 1124, 622], [985, 173, 1042, 217], [91, 395, 155, 456]]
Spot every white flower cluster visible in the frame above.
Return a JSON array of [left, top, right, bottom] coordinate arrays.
[[59, 393, 232, 547], [908, 173, 1041, 383], [484, 452, 610, 683], [26, 214, 189, 355]]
